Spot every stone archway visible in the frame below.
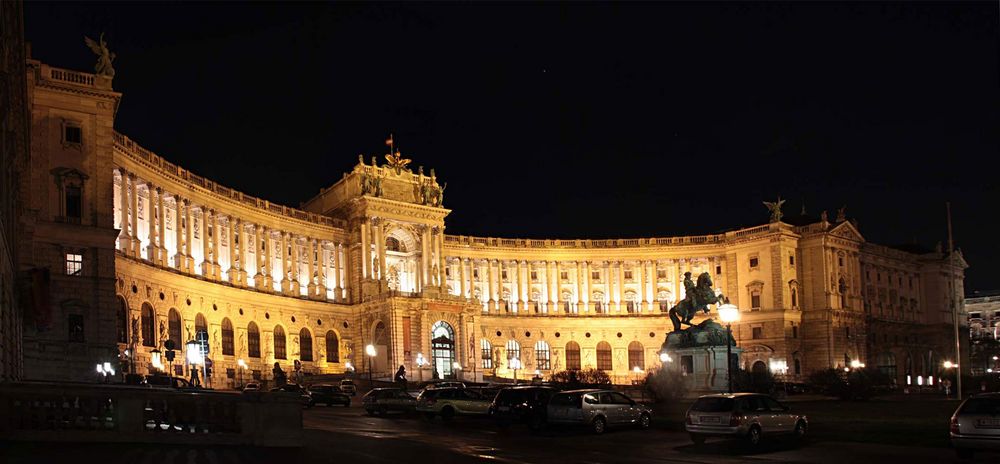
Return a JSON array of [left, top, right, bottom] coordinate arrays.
[[431, 321, 456, 379]]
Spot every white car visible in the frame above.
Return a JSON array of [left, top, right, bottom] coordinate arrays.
[[416, 387, 491, 420], [685, 393, 808, 447], [340, 379, 357, 396], [950, 393, 1000, 459]]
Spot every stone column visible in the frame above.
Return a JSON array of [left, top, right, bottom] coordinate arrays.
[[144, 184, 157, 262], [173, 195, 184, 269], [549, 261, 559, 314], [421, 226, 430, 288], [129, 174, 140, 257], [582, 261, 591, 313], [307, 238, 318, 298], [259, 226, 271, 290], [644, 260, 654, 311], [636, 260, 645, 312], [575, 261, 584, 313], [183, 199, 193, 273], [228, 218, 240, 285], [487, 259, 497, 312], [201, 209, 212, 278], [211, 211, 222, 278], [509, 261, 519, 312], [459, 257, 468, 299], [375, 220, 387, 284], [519, 261, 528, 309], [617, 261, 626, 313], [290, 235, 301, 296], [156, 187, 167, 265], [674, 259, 682, 302], [437, 228, 446, 287], [360, 218, 370, 279], [332, 242, 342, 301], [118, 168, 132, 253]]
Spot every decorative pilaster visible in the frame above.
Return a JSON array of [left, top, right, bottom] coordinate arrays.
[[211, 210, 222, 278], [375, 218, 386, 284], [173, 195, 185, 270], [582, 261, 591, 312], [184, 199, 193, 273], [307, 238, 318, 298], [129, 174, 140, 257], [118, 168, 132, 253], [360, 218, 371, 279], [156, 187, 166, 265], [201, 209, 213, 278], [332, 242, 342, 300]]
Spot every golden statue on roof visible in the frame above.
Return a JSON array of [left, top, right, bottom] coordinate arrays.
[[383, 133, 411, 174]]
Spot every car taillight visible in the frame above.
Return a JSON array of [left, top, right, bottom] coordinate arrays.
[[729, 414, 741, 426], [950, 416, 960, 435], [685, 413, 693, 425]]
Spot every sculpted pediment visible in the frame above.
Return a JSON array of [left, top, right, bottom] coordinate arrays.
[[829, 222, 865, 243]]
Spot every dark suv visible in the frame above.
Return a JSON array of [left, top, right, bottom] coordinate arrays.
[[489, 386, 557, 429]]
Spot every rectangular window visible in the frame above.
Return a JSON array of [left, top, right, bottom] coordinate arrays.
[[65, 185, 82, 220], [792, 326, 798, 339], [501, 270, 507, 280], [789, 254, 795, 266], [845, 326, 851, 338], [749, 256, 759, 268], [591, 271, 600, 280], [65, 253, 83, 276], [839, 257, 844, 267], [530, 271, 537, 281], [751, 291, 761, 310], [64, 125, 82, 144], [68, 314, 85, 342], [445, 267, 451, 277], [226, 368, 236, 379], [681, 355, 694, 375], [624, 270, 633, 280], [716, 265, 722, 275], [657, 270, 666, 279], [473, 269, 479, 279], [752, 327, 762, 340], [560, 271, 568, 281]]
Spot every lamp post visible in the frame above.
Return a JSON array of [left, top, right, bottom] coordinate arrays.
[[943, 360, 957, 397], [237, 359, 247, 389], [718, 302, 740, 394], [510, 358, 521, 384], [150, 349, 163, 372], [366, 344, 377, 384], [186, 339, 203, 387], [632, 366, 644, 385], [416, 353, 427, 382], [659, 352, 672, 363], [453, 361, 462, 380]]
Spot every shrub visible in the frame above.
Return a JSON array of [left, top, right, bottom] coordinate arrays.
[[643, 367, 688, 403], [549, 368, 611, 387], [731, 368, 775, 394], [808, 367, 893, 400]]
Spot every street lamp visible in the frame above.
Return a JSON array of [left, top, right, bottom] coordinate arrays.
[[509, 358, 522, 384], [944, 360, 956, 369], [632, 366, 644, 385], [366, 344, 377, 384], [186, 339, 203, 386], [849, 359, 865, 370], [237, 359, 247, 389], [659, 352, 672, 363], [453, 361, 462, 380], [151, 349, 163, 372], [718, 301, 740, 394]]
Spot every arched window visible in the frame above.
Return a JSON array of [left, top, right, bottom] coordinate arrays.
[[596, 341, 612, 371], [752, 360, 767, 374], [141, 303, 155, 347], [168, 309, 182, 349], [628, 341, 644, 370], [791, 288, 798, 308], [248, 322, 261, 358], [794, 358, 802, 375], [535, 341, 551, 370], [274, 325, 287, 360], [195, 313, 207, 342], [326, 330, 339, 363], [481, 339, 493, 369], [565, 341, 581, 370], [221, 318, 234, 356], [506, 340, 521, 364], [116, 298, 128, 344], [300, 328, 313, 362]]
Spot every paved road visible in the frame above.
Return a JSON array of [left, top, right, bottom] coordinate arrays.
[[3, 400, 998, 463]]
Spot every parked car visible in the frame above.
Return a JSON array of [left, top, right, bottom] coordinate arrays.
[[416, 387, 491, 420], [546, 389, 651, 434], [272, 383, 314, 408], [242, 382, 260, 392], [340, 379, 357, 396], [310, 384, 352, 407], [424, 380, 466, 390], [950, 393, 1000, 459], [144, 374, 195, 390], [685, 393, 808, 447], [363, 388, 417, 415], [490, 386, 557, 429]]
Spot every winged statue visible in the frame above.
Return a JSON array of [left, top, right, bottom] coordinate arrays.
[[763, 197, 785, 223], [385, 150, 412, 175], [84, 33, 116, 78]]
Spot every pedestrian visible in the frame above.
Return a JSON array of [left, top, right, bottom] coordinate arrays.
[[394, 365, 407, 389], [273, 362, 287, 387]]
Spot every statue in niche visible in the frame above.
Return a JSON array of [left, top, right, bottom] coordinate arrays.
[[432, 264, 440, 286], [84, 33, 116, 78], [239, 333, 246, 356], [131, 316, 140, 345], [763, 197, 785, 223]]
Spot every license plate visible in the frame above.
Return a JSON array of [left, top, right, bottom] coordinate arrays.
[[977, 419, 1000, 428], [700, 416, 721, 424], [498, 406, 509, 412]]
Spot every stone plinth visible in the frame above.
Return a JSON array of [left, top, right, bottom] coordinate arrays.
[[662, 345, 742, 395]]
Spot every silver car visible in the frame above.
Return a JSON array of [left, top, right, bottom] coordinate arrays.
[[950, 393, 1000, 459], [685, 393, 808, 447], [547, 389, 652, 434]]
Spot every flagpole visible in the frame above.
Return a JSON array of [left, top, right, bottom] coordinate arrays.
[[947, 201, 961, 400]]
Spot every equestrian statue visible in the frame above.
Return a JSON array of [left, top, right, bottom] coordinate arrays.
[[667, 271, 725, 332]]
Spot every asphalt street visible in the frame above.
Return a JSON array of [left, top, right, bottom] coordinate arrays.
[[2, 399, 998, 464]]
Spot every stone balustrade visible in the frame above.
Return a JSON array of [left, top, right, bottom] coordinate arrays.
[[0, 382, 302, 447]]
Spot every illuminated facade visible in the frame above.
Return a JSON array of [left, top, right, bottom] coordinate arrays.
[[17, 57, 968, 387]]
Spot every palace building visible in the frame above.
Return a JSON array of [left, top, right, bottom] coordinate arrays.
[[13, 54, 968, 388]]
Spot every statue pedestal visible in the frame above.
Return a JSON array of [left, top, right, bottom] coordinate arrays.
[[662, 345, 742, 395]]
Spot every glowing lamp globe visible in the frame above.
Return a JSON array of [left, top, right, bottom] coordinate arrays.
[[718, 303, 740, 324]]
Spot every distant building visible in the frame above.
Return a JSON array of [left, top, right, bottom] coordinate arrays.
[[0, 0, 27, 382], [14, 52, 968, 388], [965, 290, 1000, 376]]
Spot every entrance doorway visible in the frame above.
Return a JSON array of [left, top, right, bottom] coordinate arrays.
[[431, 321, 455, 379]]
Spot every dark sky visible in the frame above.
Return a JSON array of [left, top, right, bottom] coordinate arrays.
[[24, 2, 999, 293]]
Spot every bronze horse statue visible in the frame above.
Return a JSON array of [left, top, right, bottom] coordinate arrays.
[[668, 272, 725, 332]]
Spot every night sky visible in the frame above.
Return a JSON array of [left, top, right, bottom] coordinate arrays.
[[24, 2, 999, 292]]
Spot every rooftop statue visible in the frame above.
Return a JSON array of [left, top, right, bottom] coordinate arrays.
[[84, 33, 116, 78], [836, 205, 847, 222], [385, 150, 411, 175], [763, 197, 785, 223]]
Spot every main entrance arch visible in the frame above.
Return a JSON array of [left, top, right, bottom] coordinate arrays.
[[431, 321, 455, 379]]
